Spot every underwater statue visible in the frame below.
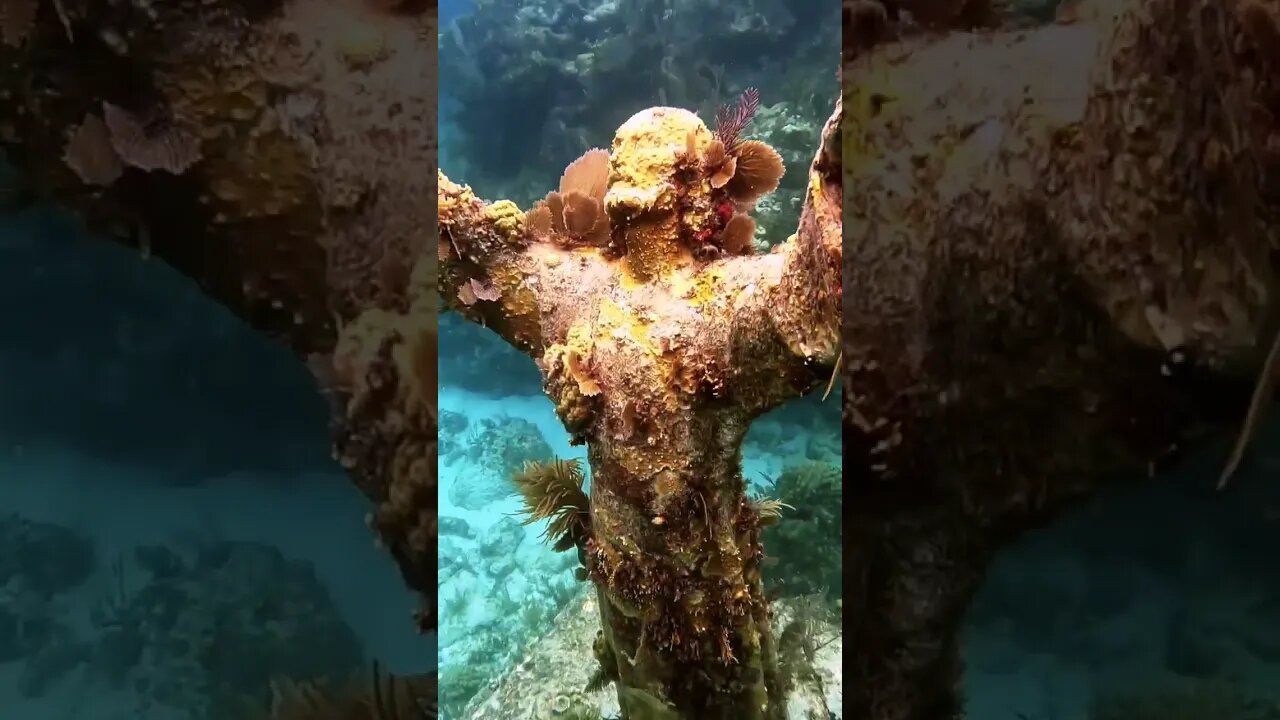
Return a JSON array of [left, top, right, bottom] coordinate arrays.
[[437, 93, 842, 718], [843, 0, 1280, 717]]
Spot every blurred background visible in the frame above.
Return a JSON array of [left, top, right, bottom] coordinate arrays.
[[0, 198, 434, 719]]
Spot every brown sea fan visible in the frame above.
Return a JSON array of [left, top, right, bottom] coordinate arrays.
[[704, 138, 738, 189], [719, 213, 756, 255], [525, 204, 553, 238], [561, 190, 601, 235], [467, 277, 499, 303], [455, 277, 498, 306], [102, 101, 203, 174], [62, 113, 124, 186], [724, 139, 784, 204], [559, 147, 610, 202], [529, 148, 611, 246]]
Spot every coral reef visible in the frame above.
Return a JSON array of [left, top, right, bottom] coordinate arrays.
[[264, 662, 438, 719], [439, 74, 840, 716], [747, 102, 828, 251], [758, 464, 842, 601], [1, 526, 374, 715], [0, 0, 440, 633], [1089, 679, 1280, 720], [89, 542, 366, 719], [438, 486, 584, 718], [445, 416, 555, 510], [439, 0, 837, 205], [843, 0, 1280, 716], [0, 514, 96, 697]]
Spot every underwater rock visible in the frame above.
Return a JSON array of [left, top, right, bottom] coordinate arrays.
[[85, 540, 365, 719], [801, 429, 840, 465], [0, 576, 70, 667], [1089, 678, 1280, 720], [471, 417, 556, 472], [745, 418, 786, 455], [441, 410, 470, 436], [440, 515, 477, 540], [439, 538, 482, 587], [17, 625, 87, 699], [479, 517, 526, 580], [0, 514, 96, 598], [448, 476, 512, 513], [0, 515, 95, 687], [448, 417, 554, 511]]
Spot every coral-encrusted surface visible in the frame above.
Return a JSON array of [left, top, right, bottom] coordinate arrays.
[[843, 0, 1280, 717], [0, 0, 439, 631], [439, 98, 840, 717]]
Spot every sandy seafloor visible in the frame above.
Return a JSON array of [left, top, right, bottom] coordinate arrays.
[[435, 388, 587, 665]]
